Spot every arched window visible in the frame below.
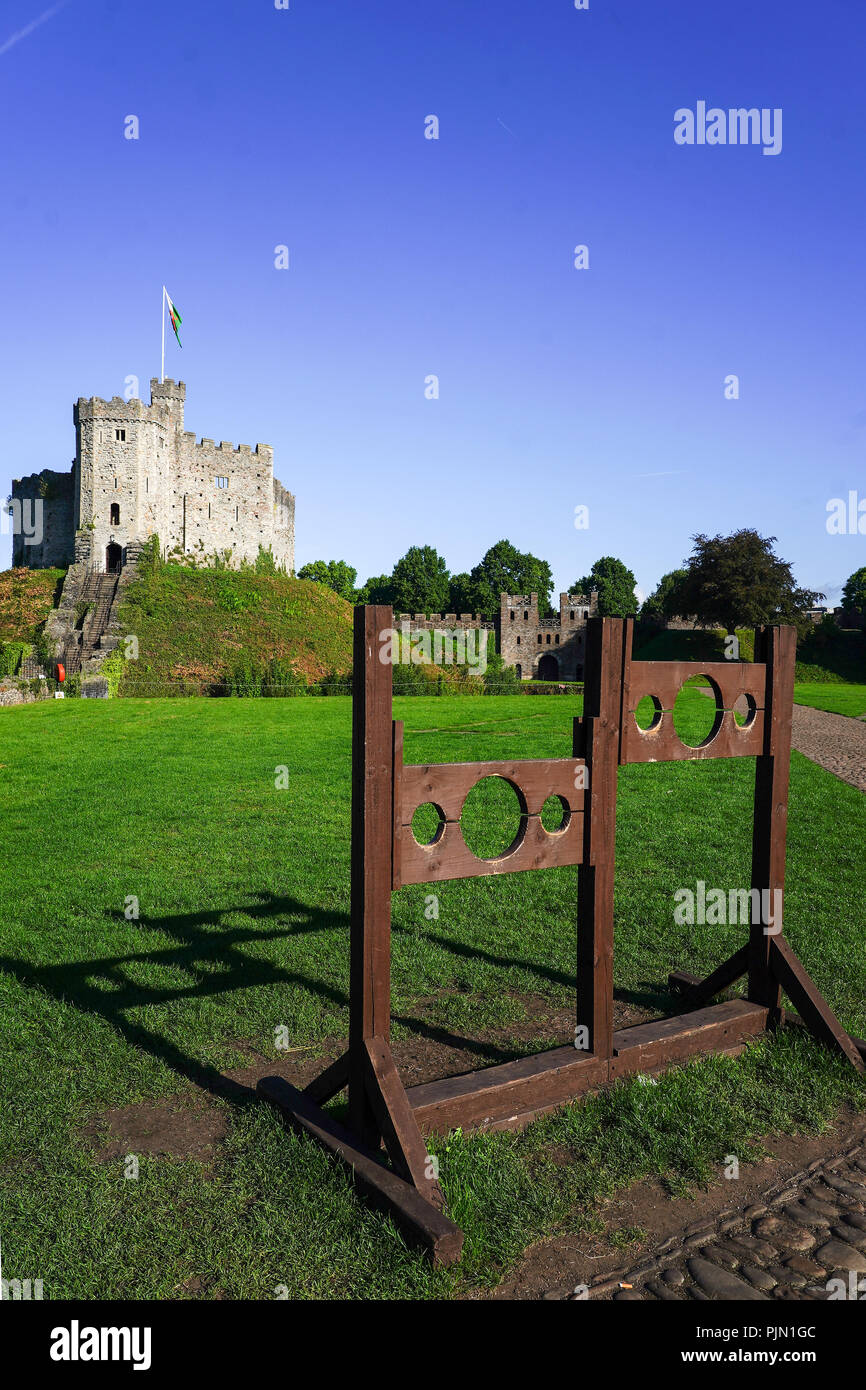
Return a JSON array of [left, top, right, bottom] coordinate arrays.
[[110, 503, 120, 526], [523, 610, 528, 621], [516, 636, 521, 646]]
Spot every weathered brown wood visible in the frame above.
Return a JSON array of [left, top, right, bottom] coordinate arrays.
[[609, 998, 768, 1078], [391, 720, 404, 890], [770, 938, 865, 1073], [348, 605, 395, 1145], [398, 756, 585, 884], [361, 1035, 445, 1210], [748, 626, 796, 1015], [620, 660, 767, 764], [408, 999, 770, 1134], [257, 1074, 463, 1265], [576, 617, 624, 1061], [400, 757, 586, 824], [287, 614, 833, 1265], [666, 945, 750, 1008], [303, 1050, 350, 1105], [408, 1046, 608, 1135]]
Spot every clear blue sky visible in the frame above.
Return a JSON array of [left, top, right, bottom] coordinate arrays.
[[1, 0, 864, 605]]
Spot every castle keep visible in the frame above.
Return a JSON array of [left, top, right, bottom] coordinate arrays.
[[12, 378, 295, 573]]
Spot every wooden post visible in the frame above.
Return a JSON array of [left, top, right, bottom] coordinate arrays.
[[576, 617, 625, 1060], [748, 625, 796, 1019], [348, 605, 395, 1143]]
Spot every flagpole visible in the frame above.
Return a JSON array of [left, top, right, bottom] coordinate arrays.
[[161, 285, 166, 383]]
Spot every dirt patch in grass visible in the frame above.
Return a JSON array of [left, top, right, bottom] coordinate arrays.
[[480, 1108, 866, 1300], [82, 1098, 228, 1165]]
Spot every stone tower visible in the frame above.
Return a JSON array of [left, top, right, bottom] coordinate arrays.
[[12, 378, 295, 573]]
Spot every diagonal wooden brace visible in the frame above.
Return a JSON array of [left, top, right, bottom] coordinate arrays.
[[362, 1036, 445, 1211], [668, 944, 750, 1009], [770, 937, 865, 1074], [257, 1073, 463, 1264], [303, 1050, 350, 1105]]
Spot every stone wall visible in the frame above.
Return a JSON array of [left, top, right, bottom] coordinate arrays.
[[394, 612, 490, 630], [499, 591, 597, 681], [0, 677, 51, 707], [10, 469, 74, 568], [13, 379, 295, 574]]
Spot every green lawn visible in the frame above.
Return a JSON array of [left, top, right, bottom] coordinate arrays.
[[0, 693, 864, 1299], [794, 682, 866, 718]]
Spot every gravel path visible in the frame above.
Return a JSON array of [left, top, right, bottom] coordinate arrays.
[[791, 703, 866, 793], [588, 1144, 866, 1302]]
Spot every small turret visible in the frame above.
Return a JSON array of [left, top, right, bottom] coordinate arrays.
[[150, 377, 186, 431]]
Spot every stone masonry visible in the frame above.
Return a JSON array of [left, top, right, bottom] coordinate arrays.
[[11, 378, 295, 574], [396, 591, 599, 681], [499, 591, 599, 681]]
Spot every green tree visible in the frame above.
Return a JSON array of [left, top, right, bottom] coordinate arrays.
[[448, 572, 478, 614], [390, 546, 451, 614], [297, 559, 358, 602], [356, 573, 394, 606], [470, 540, 554, 619], [641, 568, 689, 622], [572, 556, 638, 618], [841, 566, 866, 621], [677, 530, 822, 634]]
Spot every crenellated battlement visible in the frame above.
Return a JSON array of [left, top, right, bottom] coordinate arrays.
[[182, 435, 273, 459], [15, 378, 294, 574]]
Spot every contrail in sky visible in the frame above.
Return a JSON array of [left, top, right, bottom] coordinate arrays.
[[0, 2, 68, 59]]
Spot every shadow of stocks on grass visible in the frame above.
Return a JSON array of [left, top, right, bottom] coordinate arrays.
[[0, 897, 672, 1112]]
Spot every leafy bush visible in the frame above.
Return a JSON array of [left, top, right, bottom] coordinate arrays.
[[0, 640, 30, 677]]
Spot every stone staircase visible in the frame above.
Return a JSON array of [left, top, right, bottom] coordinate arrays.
[[45, 539, 146, 695], [63, 573, 120, 675]]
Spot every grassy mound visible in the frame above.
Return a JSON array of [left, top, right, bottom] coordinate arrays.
[[116, 564, 354, 694], [0, 567, 65, 643]]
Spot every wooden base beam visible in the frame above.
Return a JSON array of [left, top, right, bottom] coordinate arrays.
[[407, 999, 769, 1135], [257, 1074, 463, 1265]]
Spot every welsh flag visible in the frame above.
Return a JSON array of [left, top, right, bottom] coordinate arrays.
[[166, 290, 183, 348]]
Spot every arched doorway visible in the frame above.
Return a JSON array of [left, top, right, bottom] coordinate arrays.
[[537, 653, 559, 681], [105, 542, 122, 573]]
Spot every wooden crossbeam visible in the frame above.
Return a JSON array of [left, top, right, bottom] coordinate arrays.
[[407, 1000, 769, 1135], [257, 1075, 463, 1265]]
